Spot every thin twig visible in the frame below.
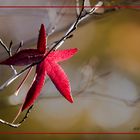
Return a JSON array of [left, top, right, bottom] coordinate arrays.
[[76, 0, 80, 16], [15, 67, 32, 96], [0, 39, 9, 55], [15, 41, 23, 54], [0, 39, 17, 75], [9, 40, 13, 56], [0, 105, 33, 128]]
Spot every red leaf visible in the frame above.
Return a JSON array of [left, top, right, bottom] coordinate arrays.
[[37, 24, 46, 54], [0, 49, 44, 66], [45, 60, 73, 103], [21, 62, 46, 111], [1, 24, 78, 123], [1, 24, 78, 112]]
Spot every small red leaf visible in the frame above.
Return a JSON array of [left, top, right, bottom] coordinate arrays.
[[49, 48, 78, 62], [1, 24, 78, 113], [0, 24, 79, 124], [45, 60, 73, 103], [37, 24, 46, 54], [0, 49, 44, 66], [21, 62, 46, 111]]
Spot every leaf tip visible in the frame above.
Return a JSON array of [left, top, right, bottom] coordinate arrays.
[[74, 48, 78, 54], [69, 98, 74, 103], [37, 24, 46, 53], [73, 48, 78, 53], [66, 94, 74, 103], [69, 48, 78, 56]]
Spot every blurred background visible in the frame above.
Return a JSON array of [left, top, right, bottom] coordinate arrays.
[[0, 0, 140, 139]]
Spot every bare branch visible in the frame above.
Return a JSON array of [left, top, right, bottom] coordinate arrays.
[[15, 67, 32, 96], [76, 0, 80, 16], [0, 39, 17, 75], [15, 41, 23, 54], [9, 40, 13, 56], [0, 105, 33, 128], [0, 39, 10, 55]]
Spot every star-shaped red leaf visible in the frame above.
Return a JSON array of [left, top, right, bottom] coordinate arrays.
[[0, 24, 78, 119]]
